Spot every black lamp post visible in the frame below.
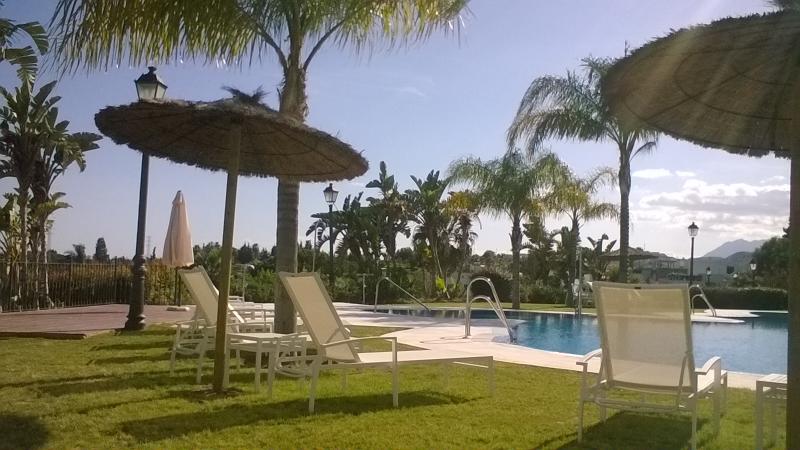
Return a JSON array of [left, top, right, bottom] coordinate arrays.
[[323, 183, 338, 287], [125, 67, 167, 331], [688, 222, 699, 286], [706, 266, 711, 285], [750, 259, 757, 286]]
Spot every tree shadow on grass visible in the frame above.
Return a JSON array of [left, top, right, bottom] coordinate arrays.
[[0, 414, 48, 450], [120, 390, 471, 444], [551, 412, 701, 449]]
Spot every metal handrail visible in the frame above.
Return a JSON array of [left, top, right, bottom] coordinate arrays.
[[464, 277, 516, 343], [689, 284, 717, 317], [373, 275, 430, 312]]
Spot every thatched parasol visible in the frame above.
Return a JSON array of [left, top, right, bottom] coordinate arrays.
[[95, 95, 368, 393], [602, 10, 799, 446]]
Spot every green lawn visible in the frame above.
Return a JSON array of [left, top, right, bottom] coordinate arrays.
[[0, 326, 783, 449]]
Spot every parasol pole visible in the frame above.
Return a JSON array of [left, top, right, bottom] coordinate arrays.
[[212, 122, 242, 393], [789, 93, 800, 446]]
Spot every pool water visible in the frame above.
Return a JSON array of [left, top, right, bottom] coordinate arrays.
[[376, 308, 788, 374]]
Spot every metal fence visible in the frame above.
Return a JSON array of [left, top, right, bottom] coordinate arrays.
[[0, 261, 187, 312]]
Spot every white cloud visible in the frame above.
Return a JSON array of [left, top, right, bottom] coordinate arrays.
[[633, 179, 789, 240], [632, 168, 672, 179], [675, 171, 696, 178], [761, 175, 786, 184], [391, 86, 428, 99]]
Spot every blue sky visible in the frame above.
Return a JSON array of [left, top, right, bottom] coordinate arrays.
[[1, 0, 790, 259]]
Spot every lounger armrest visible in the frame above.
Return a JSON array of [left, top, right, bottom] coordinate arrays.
[[322, 336, 397, 347], [696, 356, 722, 376], [577, 349, 602, 367]]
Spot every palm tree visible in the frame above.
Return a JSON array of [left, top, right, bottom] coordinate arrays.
[[51, 0, 468, 337], [0, 79, 62, 308], [0, 5, 48, 81], [405, 170, 451, 297], [508, 56, 658, 282], [449, 149, 563, 309], [549, 167, 618, 298], [366, 161, 410, 264], [445, 190, 480, 293]]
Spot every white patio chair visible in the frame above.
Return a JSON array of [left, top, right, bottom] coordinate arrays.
[[169, 266, 272, 382], [577, 282, 727, 450], [278, 271, 494, 413]]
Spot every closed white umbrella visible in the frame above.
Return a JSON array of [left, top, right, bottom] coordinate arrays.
[[163, 190, 194, 267], [163, 190, 193, 309]]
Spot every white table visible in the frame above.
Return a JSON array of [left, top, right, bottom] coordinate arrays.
[[755, 373, 787, 449], [225, 332, 309, 397]]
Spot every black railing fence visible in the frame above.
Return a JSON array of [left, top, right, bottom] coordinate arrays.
[[0, 261, 190, 312]]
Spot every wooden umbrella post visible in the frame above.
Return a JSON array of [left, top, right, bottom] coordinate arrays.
[[212, 123, 242, 393], [788, 143, 800, 449]]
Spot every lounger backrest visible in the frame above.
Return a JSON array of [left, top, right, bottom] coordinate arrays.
[[279, 272, 359, 362], [179, 266, 219, 326], [594, 282, 695, 390]]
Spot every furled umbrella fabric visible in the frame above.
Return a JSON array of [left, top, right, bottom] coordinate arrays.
[[602, 9, 799, 446], [95, 95, 368, 393], [162, 190, 194, 268]]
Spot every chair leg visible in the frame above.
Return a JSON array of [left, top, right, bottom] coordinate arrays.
[[691, 407, 698, 450], [713, 387, 721, 434], [577, 398, 585, 442], [392, 363, 399, 408], [488, 358, 495, 395], [309, 359, 321, 414], [169, 346, 177, 376], [254, 344, 262, 393], [195, 341, 206, 385]]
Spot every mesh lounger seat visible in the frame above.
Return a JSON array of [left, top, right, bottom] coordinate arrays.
[[169, 266, 274, 383], [577, 282, 727, 450], [279, 271, 495, 413]]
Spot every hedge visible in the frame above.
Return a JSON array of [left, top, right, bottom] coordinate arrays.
[[701, 287, 788, 310]]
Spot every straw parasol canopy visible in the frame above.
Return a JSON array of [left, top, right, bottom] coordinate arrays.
[[95, 97, 367, 181], [95, 93, 368, 393], [602, 9, 799, 446]]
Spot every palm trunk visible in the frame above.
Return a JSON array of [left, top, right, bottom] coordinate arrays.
[[786, 148, 799, 448], [567, 216, 580, 306], [16, 190, 30, 308], [273, 26, 307, 334], [39, 228, 51, 308], [618, 149, 631, 283], [510, 214, 522, 309]]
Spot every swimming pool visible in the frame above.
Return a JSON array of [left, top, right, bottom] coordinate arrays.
[[375, 308, 788, 374]]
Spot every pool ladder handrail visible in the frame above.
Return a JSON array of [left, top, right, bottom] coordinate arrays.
[[373, 273, 431, 312], [689, 284, 717, 317], [465, 277, 517, 343]]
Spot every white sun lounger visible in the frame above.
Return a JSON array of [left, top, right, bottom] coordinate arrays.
[[278, 271, 494, 413], [169, 266, 272, 382], [577, 282, 727, 450]]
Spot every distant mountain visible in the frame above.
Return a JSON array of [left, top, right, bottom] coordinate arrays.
[[702, 239, 765, 258]]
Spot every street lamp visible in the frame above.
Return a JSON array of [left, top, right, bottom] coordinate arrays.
[[323, 183, 338, 286], [687, 222, 699, 286], [706, 266, 711, 285], [126, 67, 167, 331], [750, 259, 757, 286], [237, 264, 255, 301]]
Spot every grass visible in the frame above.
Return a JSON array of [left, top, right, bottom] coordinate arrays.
[[0, 326, 784, 449]]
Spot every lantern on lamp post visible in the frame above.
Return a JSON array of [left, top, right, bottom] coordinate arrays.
[[125, 67, 167, 331], [687, 222, 699, 287], [750, 259, 757, 287], [323, 183, 339, 287]]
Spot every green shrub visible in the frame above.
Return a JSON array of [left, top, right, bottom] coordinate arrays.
[[523, 284, 565, 304], [469, 270, 511, 302], [702, 286, 788, 310]]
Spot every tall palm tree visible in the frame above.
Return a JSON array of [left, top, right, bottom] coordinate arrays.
[[508, 56, 658, 282], [549, 167, 618, 301], [449, 149, 563, 308], [445, 189, 480, 293], [51, 0, 469, 338], [366, 161, 409, 264]]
